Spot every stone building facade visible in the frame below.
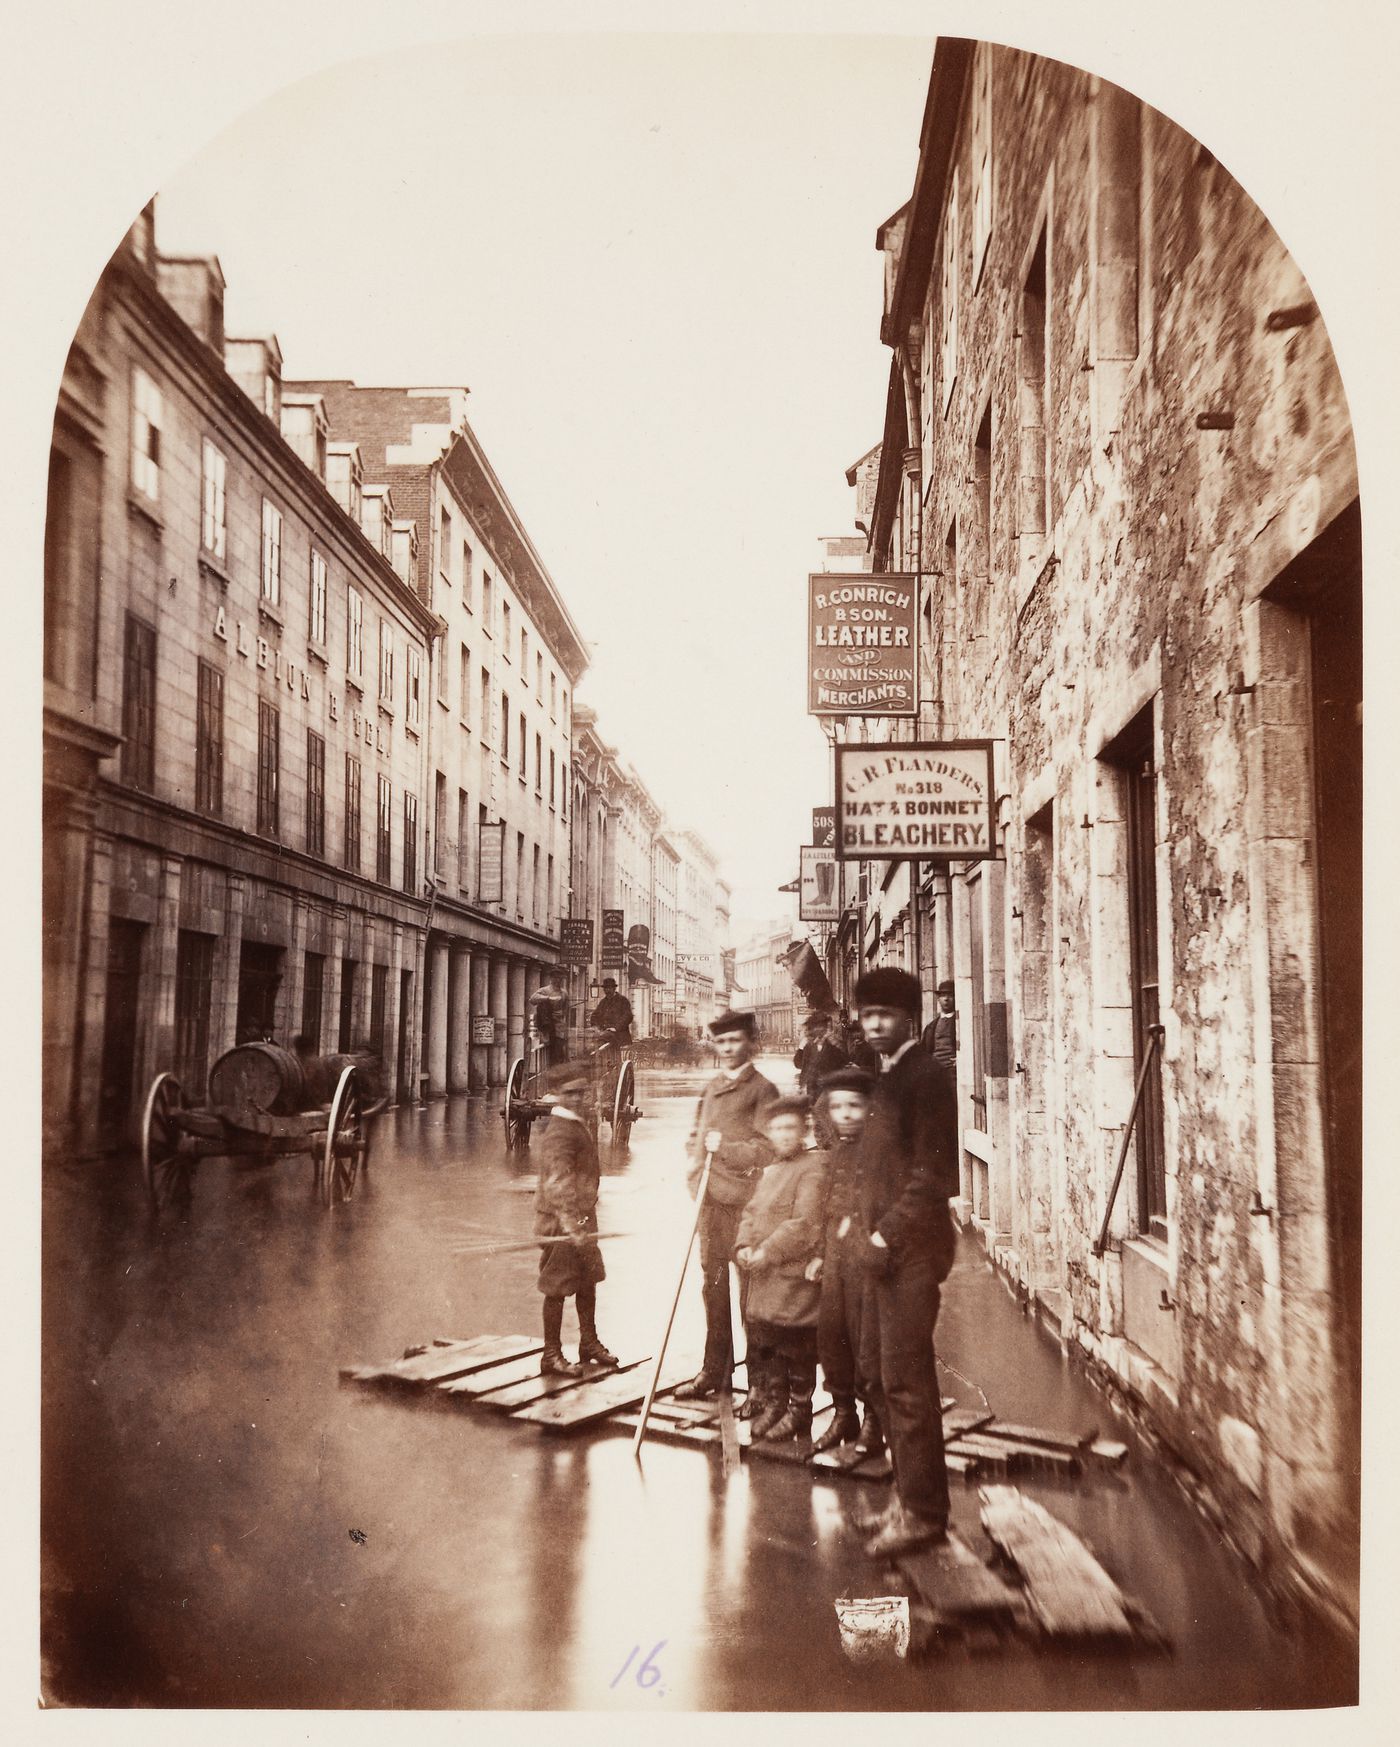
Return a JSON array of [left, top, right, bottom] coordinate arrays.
[[858, 39, 1359, 1625], [283, 381, 588, 1093], [45, 209, 441, 1156]]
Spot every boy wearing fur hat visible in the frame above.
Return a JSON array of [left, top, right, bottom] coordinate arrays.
[[734, 1097, 827, 1442], [674, 1009, 781, 1400], [850, 966, 959, 1557], [534, 1063, 619, 1376]]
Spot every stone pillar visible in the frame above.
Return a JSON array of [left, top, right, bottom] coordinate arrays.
[[323, 906, 345, 1055], [285, 897, 309, 1045], [449, 948, 473, 1092], [489, 955, 510, 1086], [508, 958, 528, 1067], [470, 953, 491, 1089], [214, 873, 247, 1063], [426, 934, 451, 1098], [407, 928, 426, 1100], [144, 855, 183, 1091], [385, 922, 405, 1104], [74, 829, 114, 1155]]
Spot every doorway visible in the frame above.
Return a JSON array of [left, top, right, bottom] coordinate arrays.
[[236, 941, 284, 1043], [98, 918, 145, 1142]]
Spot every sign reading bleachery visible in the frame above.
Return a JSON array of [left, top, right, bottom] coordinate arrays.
[[808, 573, 919, 716], [834, 740, 997, 862]]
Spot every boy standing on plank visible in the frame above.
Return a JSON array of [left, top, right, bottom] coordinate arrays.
[[807, 1065, 883, 1456], [534, 1063, 620, 1377], [849, 967, 960, 1557], [734, 1096, 827, 1442], [674, 1010, 780, 1401]]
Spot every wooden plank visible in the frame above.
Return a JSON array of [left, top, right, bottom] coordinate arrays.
[[978, 1486, 1143, 1641], [900, 1531, 1026, 1622], [475, 1357, 647, 1411], [978, 1420, 1092, 1454], [436, 1350, 575, 1400], [340, 1334, 542, 1388], [511, 1354, 700, 1430], [612, 1413, 720, 1449], [810, 1442, 872, 1476], [845, 1451, 894, 1483], [943, 1407, 994, 1438], [648, 1398, 723, 1427], [958, 1433, 1080, 1474]]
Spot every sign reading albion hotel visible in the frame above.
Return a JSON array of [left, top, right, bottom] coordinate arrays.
[[808, 574, 918, 715]]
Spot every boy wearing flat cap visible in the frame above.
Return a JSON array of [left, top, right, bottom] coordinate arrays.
[[850, 965, 959, 1557], [674, 1009, 781, 1400], [534, 1063, 619, 1376]]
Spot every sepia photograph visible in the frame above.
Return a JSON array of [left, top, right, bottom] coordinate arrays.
[[21, 0, 1387, 1725]]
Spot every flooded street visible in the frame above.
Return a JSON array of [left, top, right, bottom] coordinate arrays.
[[43, 1058, 1354, 1710]]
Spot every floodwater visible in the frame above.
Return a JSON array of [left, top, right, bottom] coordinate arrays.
[[42, 1056, 1356, 1710]]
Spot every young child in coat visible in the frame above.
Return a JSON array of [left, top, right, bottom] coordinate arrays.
[[534, 1063, 619, 1376], [807, 1065, 881, 1454], [734, 1096, 828, 1443]]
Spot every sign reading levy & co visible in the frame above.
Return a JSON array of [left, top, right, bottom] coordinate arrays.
[[808, 574, 918, 716], [834, 741, 997, 862]]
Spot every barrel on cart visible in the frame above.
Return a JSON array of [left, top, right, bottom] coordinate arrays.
[[139, 1043, 387, 1214]]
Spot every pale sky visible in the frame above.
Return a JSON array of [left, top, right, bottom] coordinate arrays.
[[153, 33, 932, 934]]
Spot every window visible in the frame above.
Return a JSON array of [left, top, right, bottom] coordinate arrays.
[[1121, 718, 1166, 1239], [501, 697, 510, 763], [480, 667, 492, 742], [971, 47, 993, 286], [306, 728, 326, 857], [403, 790, 419, 894], [439, 507, 453, 586], [549, 747, 556, 808], [520, 627, 528, 674], [130, 366, 162, 501], [434, 772, 447, 878], [547, 852, 554, 924], [195, 659, 223, 816], [121, 613, 156, 791], [462, 539, 473, 609], [200, 439, 226, 560], [1093, 86, 1144, 434], [940, 171, 959, 415], [550, 670, 557, 717], [532, 843, 541, 923], [460, 644, 470, 719], [369, 962, 388, 1059], [344, 754, 362, 872], [378, 619, 395, 703], [173, 931, 214, 1098], [347, 587, 364, 683], [257, 700, 280, 837], [457, 789, 470, 891], [561, 762, 568, 820], [301, 952, 325, 1052], [376, 774, 393, 882], [1019, 224, 1049, 548], [536, 652, 544, 700], [519, 712, 527, 779], [260, 499, 283, 605], [435, 634, 448, 705], [482, 568, 494, 630], [309, 550, 328, 645], [407, 645, 423, 730], [502, 599, 511, 653], [534, 732, 542, 794], [516, 831, 525, 916]]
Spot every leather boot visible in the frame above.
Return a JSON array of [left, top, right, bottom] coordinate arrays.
[[812, 1400, 860, 1453], [761, 1371, 815, 1443], [850, 1495, 901, 1535], [540, 1346, 584, 1377], [737, 1355, 768, 1420], [749, 1381, 790, 1441], [674, 1370, 724, 1401], [578, 1338, 618, 1369], [854, 1407, 885, 1455]]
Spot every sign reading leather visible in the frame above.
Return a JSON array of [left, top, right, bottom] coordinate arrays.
[[808, 574, 918, 716], [834, 740, 997, 862]]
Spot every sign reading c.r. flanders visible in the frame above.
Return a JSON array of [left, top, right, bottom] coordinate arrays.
[[834, 740, 998, 863]]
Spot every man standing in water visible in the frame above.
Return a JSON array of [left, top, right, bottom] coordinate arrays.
[[850, 966, 959, 1557], [674, 1010, 780, 1400]]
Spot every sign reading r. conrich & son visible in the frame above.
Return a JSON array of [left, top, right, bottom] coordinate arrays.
[[807, 574, 918, 716]]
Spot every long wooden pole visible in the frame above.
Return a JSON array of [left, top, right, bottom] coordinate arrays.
[[632, 1141, 716, 1458]]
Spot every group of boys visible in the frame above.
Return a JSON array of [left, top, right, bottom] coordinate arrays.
[[530, 963, 958, 1560]]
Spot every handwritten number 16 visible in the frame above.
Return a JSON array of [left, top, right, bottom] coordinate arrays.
[[610, 1640, 667, 1690]]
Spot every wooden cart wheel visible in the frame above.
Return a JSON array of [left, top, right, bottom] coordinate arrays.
[[322, 1065, 365, 1208], [140, 1072, 191, 1210], [503, 1056, 530, 1151], [610, 1059, 637, 1151]]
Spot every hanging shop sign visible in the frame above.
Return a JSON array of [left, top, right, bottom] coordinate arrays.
[[808, 574, 919, 716], [559, 918, 594, 964], [834, 740, 997, 862], [471, 1015, 497, 1045], [478, 819, 506, 902], [811, 806, 836, 848], [799, 844, 840, 922], [600, 909, 627, 969]]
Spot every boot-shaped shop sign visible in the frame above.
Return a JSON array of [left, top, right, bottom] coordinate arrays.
[[834, 740, 998, 861]]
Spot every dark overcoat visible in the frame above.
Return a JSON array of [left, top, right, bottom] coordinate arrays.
[[534, 1110, 606, 1296], [685, 1063, 781, 1207], [859, 1044, 959, 1274], [736, 1149, 828, 1327]]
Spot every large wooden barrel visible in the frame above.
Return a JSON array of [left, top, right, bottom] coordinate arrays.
[[208, 1043, 307, 1116]]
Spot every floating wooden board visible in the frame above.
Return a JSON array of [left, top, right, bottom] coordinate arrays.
[[900, 1531, 1028, 1624], [978, 1486, 1151, 1642], [978, 1421, 1091, 1455], [648, 1397, 725, 1427], [513, 1354, 700, 1430], [475, 1357, 647, 1411], [341, 1334, 542, 1388], [810, 1442, 871, 1475], [613, 1412, 720, 1449], [440, 1350, 611, 1401], [943, 1408, 994, 1439]]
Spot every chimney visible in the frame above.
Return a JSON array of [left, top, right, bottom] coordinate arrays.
[[156, 255, 227, 352], [224, 335, 284, 424], [326, 443, 362, 520], [280, 392, 329, 479]]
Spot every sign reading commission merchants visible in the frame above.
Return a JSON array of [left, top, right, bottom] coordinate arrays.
[[808, 574, 918, 716], [799, 845, 840, 922], [834, 741, 997, 863]]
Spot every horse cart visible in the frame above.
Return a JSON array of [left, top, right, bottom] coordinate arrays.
[[138, 1043, 385, 1212], [501, 1029, 642, 1153]]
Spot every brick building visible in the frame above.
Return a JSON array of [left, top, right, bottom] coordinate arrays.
[[44, 208, 440, 1157], [284, 382, 589, 1092], [856, 39, 1359, 1624]]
